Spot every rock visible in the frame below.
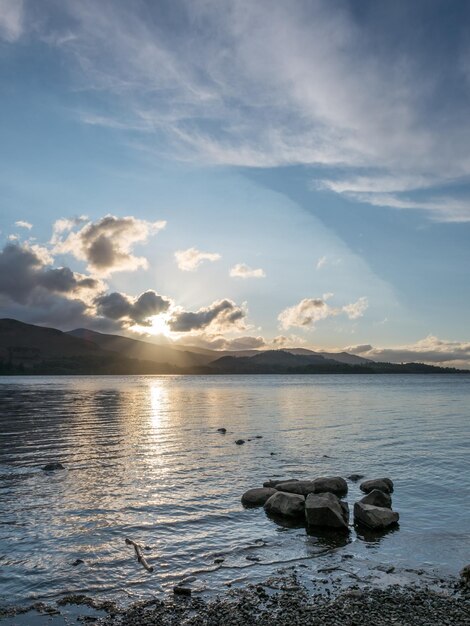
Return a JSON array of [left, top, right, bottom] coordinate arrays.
[[347, 474, 364, 482], [241, 487, 277, 506], [214, 558, 224, 564], [360, 478, 394, 494], [173, 586, 191, 596], [43, 462, 65, 471], [275, 476, 348, 497], [354, 502, 399, 529], [255, 435, 263, 439], [275, 480, 317, 496], [264, 491, 305, 518], [305, 492, 349, 530], [263, 478, 298, 488], [72, 559, 84, 566], [360, 489, 392, 508], [217, 428, 227, 434], [235, 439, 245, 445], [312, 476, 348, 497], [460, 564, 470, 586]]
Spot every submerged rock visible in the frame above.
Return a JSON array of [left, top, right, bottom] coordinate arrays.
[[235, 439, 245, 445], [217, 428, 227, 434], [264, 491, 305, 518], [360, 478, 394, 494], [305, 492, 349, 530], [173, 586, 192, 596], [360, 488, 392, 509], [347, 473, 364, 482], [241, 487, 277, 506], [42, 462, 65, 471], [354, 502, 399, 529]]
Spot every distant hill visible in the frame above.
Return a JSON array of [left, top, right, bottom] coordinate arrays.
[[68, 328, 213, 368], [0, 319, 466, 375]]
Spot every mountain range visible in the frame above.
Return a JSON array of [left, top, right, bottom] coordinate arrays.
[[0, 318, 466, 375]]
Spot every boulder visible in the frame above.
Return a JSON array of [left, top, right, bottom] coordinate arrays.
[[313, 476, 348, 497], [460, 565, 470, 586], [264, 491, 305, 519], [43, 462, 65, 471], [360, 489, 392, 509], [360, 478, 394, 494], [275, 480, 317, 496], [263, 478, 298, 488], [347, 474, 364, 482], [354, 502, 399, 529], [305, 492, 349, 530], [241, 487, 277, 507], [235, 439, 245, 445]]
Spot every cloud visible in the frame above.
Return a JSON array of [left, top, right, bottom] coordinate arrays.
[[229, 263, 265, 278], [52, 214, 166, 275], [278, 294, 368, 329], [315, 256, 341, 270], [175, 247, 221, 271], [0, 243, 102, 305], [15, 220, 32, 230], [0, 242, 107, 329], [169, 299, 246, 333], [346, 335, 470, 368], [94, 289, 171, 326], [26, 0, 470, 221], [316, 256, 327, 270], [0, 0, 23, 42], [179, 333, 266, 351], [342, 297, 368, 320]]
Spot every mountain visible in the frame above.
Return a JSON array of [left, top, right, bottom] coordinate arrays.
[[67, 328, 214, 368], [0, 319, 185, 374], [278, 347, 372, 365], [208, 349, 466, 375], [0, 319, 466, 375]]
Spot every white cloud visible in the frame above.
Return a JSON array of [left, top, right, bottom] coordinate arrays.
[[15, 220, 32, 230], [316, 256, 327, 270], [346, 335, 470, 369], [279, 295, 368, 330], [0, 0, 23, 42], [175, 247, 221, 271], [52, 214, 166, 276], [229, 263, 265, 278], [342, 296, 368, 320], [25, 0, 470, 222]]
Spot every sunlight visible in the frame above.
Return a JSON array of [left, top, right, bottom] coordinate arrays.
[[150, 382, 165, 429]]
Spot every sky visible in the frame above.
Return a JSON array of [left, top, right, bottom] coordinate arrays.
[[1, 0, 470, 367]]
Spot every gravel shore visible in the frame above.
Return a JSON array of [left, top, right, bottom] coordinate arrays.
[[95, 578, 469, 626]]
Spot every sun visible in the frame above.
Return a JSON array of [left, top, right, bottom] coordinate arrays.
[[130, 315, 172, 338]]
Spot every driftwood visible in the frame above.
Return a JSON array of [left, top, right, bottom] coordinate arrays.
[[125, 537, 154, 572]]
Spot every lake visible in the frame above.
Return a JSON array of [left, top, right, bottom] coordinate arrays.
[[0, 374, 469, 607]]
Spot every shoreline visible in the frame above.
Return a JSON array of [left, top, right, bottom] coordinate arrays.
[[1, 571, 468, 626]]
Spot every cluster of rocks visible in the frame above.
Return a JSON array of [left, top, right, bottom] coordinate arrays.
[[241, 475, 399, 531]]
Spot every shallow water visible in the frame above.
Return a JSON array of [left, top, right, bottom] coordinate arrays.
[[0, 374, 469, 606]]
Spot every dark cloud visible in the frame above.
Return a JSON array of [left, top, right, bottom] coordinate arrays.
[[94, 290, 170, 325], [0, 243, 101, 304], [53, 214, 166, 275], [169, 299, 245, 333]]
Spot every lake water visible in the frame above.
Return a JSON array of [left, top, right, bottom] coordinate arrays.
[[0, 374, 469, 607]]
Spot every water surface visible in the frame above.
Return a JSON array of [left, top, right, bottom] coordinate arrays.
[[0, 374, 469, 606]]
